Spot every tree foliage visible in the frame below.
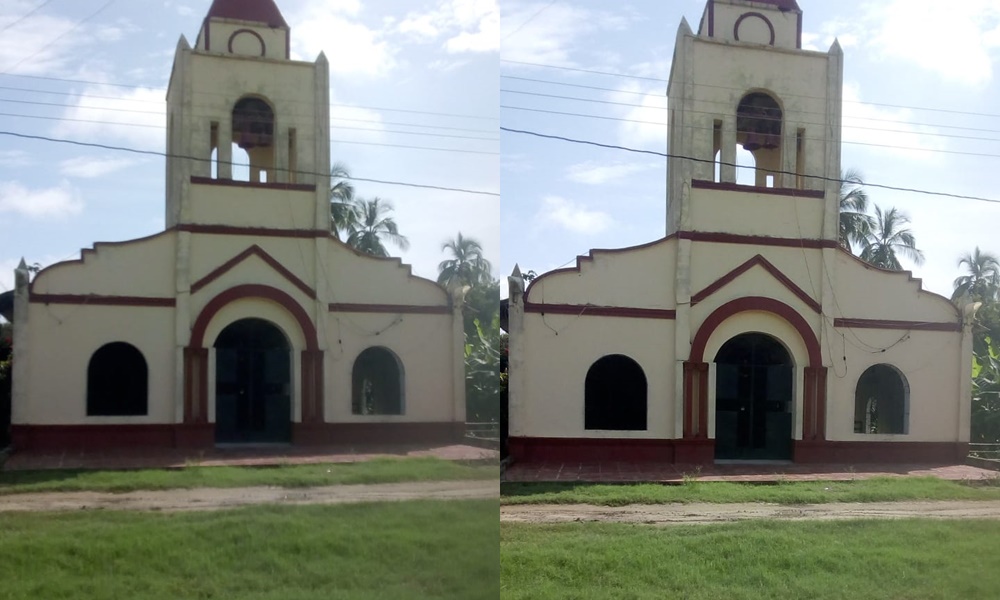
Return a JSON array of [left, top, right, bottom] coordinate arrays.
[[953, 247, 1000, 303], [344, 197, 410, 258], [438, 233, 492, 289], [858, 205, 924, 270], [838, 168, 874, 253]]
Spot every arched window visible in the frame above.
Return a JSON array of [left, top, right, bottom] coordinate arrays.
[[87, 342, 148, 416], [854, 364, 909, 434], [352, 347, 404, 415], [585, 354, 646, 431]]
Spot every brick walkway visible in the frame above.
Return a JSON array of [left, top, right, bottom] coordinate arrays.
[[3, 444, 498, 472], [502, 461, 998, 483]]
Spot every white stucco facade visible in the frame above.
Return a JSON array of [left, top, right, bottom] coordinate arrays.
[[507, 0, 973, 464], [11, 0, 465, 450]]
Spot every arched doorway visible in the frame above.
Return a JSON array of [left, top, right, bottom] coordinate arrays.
[[714, 333, 793, 460], [214, 318, 291, 444]]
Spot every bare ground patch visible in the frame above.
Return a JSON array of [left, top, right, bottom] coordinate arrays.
[[501, 500, 1000, 525], [0, 480, 500, 513]]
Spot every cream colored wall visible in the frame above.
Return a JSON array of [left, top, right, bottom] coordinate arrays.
[[832, 252, 959, 323], [689, 188, 825, 239], [324, 313, 458, 423], [526, 239, 676, 308], [687, 39, 831, 189], [688, 243, 822, 304], [711, 3, 799, 49], [187, 184, 316, 230], [827, 329, 966, 442], [30, 233, 176, 297], [189, 234, 317, 288], [515, 315, 676, 439], [321, 240, 450, 307], [201, 21, 288, 61], [15, 304, 176, 425]]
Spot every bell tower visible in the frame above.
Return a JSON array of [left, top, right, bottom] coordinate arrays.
[[165, 0, 331, 230], [666, 0, 843, 242]]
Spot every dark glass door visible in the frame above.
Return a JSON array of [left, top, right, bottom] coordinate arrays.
[[714, 333, 792, 460], [215, 319, 291, 444]]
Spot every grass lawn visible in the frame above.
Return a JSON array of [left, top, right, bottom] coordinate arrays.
[[501, 476, 1000, 506], [501, 519, 1000, 600], [0, 499, 499, 600], [0, 457, 497, 495]]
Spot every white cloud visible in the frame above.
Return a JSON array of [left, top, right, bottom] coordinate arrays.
[[330, 103, 389, 145], [565, 160, 657, 185], [0, 181, 83, 218], [0, 151, 32, 168], [53, 85, 165, 152], [500, 2, 627, 65], [59, 156, 139, 178], [841, 82, 944, 161], [866, 0, 1000, 86], [614, 81, 669, 148], [398, 0, 499, 54], [537, 195, 613, 234], [289, 3, 396, 76]]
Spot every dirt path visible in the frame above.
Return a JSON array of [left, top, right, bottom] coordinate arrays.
[[0, 480, 500, 513], [501, 500, 1000, 525]]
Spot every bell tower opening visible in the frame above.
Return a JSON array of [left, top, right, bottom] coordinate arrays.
[[736, 92, 782, 188], [232, 97, 275, 183]]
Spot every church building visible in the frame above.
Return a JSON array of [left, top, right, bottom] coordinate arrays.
[[9, 0, 467, 450], [506, 0, 976, 465]]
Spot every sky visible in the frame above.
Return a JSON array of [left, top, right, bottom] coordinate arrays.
[[500, 0, 1000, 300], [0, 0, 499, 296]]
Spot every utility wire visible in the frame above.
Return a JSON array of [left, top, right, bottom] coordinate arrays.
[[0, 0, 56, 34], [502, 0, 557, 41], [499, 126, 1000, 205], [0, 130, 500, 197], [2, 0, 116, 75], [502, 59, 1000, 120]]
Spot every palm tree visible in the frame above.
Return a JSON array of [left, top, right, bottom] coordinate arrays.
[[953, 247, 1000, 302], [438, 232, 492, 288], [346, 197, 409, 257], [330, 161, 357, 240], [859, 205, 924, 271], [839, 168, 874, 253]]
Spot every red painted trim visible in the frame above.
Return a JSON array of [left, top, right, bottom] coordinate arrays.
[[815, 367, 828, 441], [11, 424, 214, 451], [678, 230, 838, 250], [803, 366, 817, 440], [794, 441, 968, 464], [734, 11, 776, 45], [190, 284, 318, 351], [329, 303, 452, 315], [191, 245, 316, 299], [291, 422, 465, 446], [683, 362, 695, 438], [300, 350, 325, 424], [707, 0, 714, 37], [508, 436, 683, 463], [690, 296, 822, 366], [523, 303, 676, 320], [190, 175, 316, 192], [176, 224, 328, 238], [697, 362, 709, 440], [227, 28, 266, 56], [29, 294, 175, 307], [524, 235, 678, 300], [183, 347, 209, 423], [833, 318, 961, 332], [691, 179, 826, 199], [691, 254, 821, 313]]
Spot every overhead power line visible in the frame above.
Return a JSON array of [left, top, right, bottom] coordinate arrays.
[[0, 130, 500, 197], [0, 0, 56, 34], [501, 59, 1000, 120], [499, 126, 1000, 205]]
